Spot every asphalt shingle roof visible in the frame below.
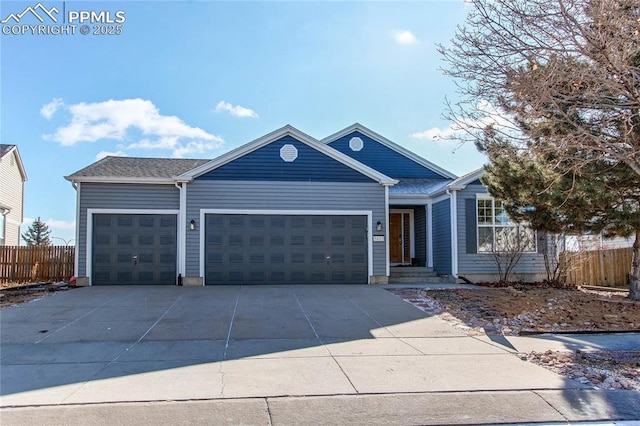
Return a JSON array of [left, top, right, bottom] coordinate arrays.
[[0, 144, 15, 158], [389, 179, 452, 196], [66, 156, 210, 179]]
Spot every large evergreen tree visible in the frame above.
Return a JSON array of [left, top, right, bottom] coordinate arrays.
[[439, 0, 640, 300], [22, 217, 52, 246], [479, 141, 640, 299]]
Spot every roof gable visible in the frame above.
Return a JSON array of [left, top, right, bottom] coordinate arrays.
[[0, 144, 27, 181], [181, 125, 397, 185], [321, 124, 456, 180], [447, 168, 485, 190]]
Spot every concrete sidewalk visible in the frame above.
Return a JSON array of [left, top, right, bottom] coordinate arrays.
[[2, 390, 640, 425], [1, 285, 638, 424]]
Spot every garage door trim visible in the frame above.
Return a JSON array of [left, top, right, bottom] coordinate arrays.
[[86, 208, 179, 286], [199, 209, 373, 283]]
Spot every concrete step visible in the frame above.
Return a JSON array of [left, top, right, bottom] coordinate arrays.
[[390, 267, 437, 278], [390, 271, 439, 278], [391, 267, 433, 273], [387, 276, 452, 284]]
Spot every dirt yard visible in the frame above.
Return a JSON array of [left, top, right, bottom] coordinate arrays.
[[390, 285, 640, 391], [0, 283, 68, 308]]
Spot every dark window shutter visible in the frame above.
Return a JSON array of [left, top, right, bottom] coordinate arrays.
[[537, 231, 547, 254], [465, 198, 477, 254]]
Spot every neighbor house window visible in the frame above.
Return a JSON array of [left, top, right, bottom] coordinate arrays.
[[477, 198, 536, 253], [0, 214, 5, 246]]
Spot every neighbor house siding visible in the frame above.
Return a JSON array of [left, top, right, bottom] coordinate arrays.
[[328, 131, 448, 179], [185, 180, 386, 277], [77, 183, 179, 276], [432, 199, 451, 275], [414, 205, 427, 267], [457, 185, 547, 278], [0, 150, 24, 245]]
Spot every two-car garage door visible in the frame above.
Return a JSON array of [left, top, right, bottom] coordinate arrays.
[[205, 214, 369, 285]]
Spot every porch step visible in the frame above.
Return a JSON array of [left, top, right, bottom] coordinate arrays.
[[390, 267, 436, 277], [388, 267, 451, 284], [387, 275, 454, 284]]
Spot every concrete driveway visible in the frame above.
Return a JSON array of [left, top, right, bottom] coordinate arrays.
[[1, 285, 638, 424]]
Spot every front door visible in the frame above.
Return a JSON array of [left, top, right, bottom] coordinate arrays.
[[389, 212, 412, 264]]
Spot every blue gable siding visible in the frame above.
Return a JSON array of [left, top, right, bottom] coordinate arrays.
[[197, 136, 374, 183], [328, 131, 447, 179], [432, 199, 452, 275]]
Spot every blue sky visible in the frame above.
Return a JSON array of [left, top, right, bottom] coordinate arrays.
[[1, 0, 485, 245]]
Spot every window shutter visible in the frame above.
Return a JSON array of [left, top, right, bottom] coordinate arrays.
[[466, 198, 477, 254], [537, 231, 547, 254]]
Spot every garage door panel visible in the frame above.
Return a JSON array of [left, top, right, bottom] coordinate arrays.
[[92, 214, 177, 285], [205, 214, 368, 285]]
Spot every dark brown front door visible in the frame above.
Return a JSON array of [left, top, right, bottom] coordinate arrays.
[[389, 212, 411, 264], [390, 213, 402, 263]]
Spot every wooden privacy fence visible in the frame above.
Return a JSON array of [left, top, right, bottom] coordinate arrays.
[[562, 247, 633, 288], [0, 246, 75, 284]]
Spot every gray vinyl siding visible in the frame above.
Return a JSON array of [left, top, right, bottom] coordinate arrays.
[[432, 199, 452, 274], [77, 183, 179, 276], [0, 150, 24, 246], [185, 180, 386, 277], [414, 205, 426, 266], [457, 185, 547, 276]]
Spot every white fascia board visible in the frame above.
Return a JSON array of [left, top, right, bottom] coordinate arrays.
[[1, 146, 28, 181], [178, 124, 398, 186], [321, 123, 458, 180], [447, 168, 485, 191], [11, 147, 28, 182], [64, 176, 176, 184]]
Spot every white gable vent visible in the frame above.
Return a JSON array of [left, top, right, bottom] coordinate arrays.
[[280, 144, 298, 162], [349, 136, 364, 151]]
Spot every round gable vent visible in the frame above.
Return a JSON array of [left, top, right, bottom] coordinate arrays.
[[349, 136, 364, 151], [280, 144, 298, 162]]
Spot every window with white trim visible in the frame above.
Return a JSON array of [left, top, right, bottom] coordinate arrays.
[[0, 214, 5, 246], [477, 199, 536, 252]]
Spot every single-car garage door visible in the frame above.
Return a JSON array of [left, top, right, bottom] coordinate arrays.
[[92, 214, 177, 285], [205, 214, 368, 285]]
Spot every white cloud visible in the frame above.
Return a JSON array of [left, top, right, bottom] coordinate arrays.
[[411, 100, 511, 144], [214, 101, 259, 118], [44, 98, 224, 157], [96, 150, 127, 161], [40, 98, 64, 119], [392, 30, 418, 45]]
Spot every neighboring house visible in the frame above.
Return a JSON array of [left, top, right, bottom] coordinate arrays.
[[65, 124, 547, 286], [565, 234, 634, 252], [0, 145, 27, 246]]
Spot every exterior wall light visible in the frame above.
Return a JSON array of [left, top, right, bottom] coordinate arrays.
[[190, 219, 196, 231], [376, 221, 383, 232]]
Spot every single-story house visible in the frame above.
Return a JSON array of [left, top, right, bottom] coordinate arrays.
[[65, 124, 548, 286]]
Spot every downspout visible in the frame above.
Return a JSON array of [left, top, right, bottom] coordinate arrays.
[[174, 182, 187, 278], [72, 182, 80, 278], [446, 189, 458, 278], [426, 200, 433, 268], [384, 184, 390, 277]]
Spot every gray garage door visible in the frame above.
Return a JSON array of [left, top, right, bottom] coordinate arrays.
[[205, 214, 368, 285], [92, 214, 177, 285]]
